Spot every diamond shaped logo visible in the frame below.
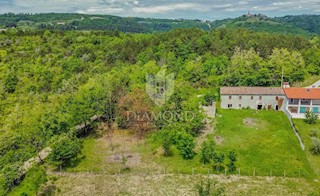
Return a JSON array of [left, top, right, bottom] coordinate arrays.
[[146, 69, 174, 107]]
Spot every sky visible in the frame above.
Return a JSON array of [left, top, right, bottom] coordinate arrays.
[[1, 0, 320, 20]]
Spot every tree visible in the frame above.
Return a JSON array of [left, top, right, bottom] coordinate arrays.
[[162, 132, 173, 157], [213, 152, 225, 172], [200, 140, 215, 164], [268, 48, 306, 83], [49, 135, 81, 169], [118, 89, 154, 139], [305, 111, 318, 124], [227, 151, 237, 172], [174, 131, 195, 160]]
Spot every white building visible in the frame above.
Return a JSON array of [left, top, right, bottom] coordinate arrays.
[[220, 87, 285, 111], [283, 88, 320, 119], [220, 86, 320, 119]]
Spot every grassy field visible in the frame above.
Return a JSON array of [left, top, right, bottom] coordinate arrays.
[[61, 110, 316, 179], [30, 110, 320, 195], [293, 119, 320, 177], [214, 109, 315, 178], [293, 75, 320, 87], [52, 173, 320, 195]]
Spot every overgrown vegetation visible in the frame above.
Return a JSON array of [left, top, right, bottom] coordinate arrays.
[[1, 26, 320, 194], [305, 111, 319, 124], [8, 166, 47, 196], [195, 179, 225, 196]]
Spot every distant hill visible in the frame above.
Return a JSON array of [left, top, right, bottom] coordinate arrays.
[[1, 13, 320, 36], [211, 14, 311, 37], [274, 15, 320, 35], [0, 13, 211, 33]]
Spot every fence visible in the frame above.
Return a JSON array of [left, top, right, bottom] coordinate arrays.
[[283, 108, 305, 150], [64, 166, 318, 179]]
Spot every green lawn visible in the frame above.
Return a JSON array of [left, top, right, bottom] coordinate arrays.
[[293, 119, 320, 177], [61, 111, 316, 179], [214, 109, 315, 178]]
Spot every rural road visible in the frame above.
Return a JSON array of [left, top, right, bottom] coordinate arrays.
[[306, 80, 320, 88]]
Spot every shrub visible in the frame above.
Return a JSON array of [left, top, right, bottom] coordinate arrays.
[[305, 111, 318, 124], [200, 140, 215, 164], [310, 137, 320, 156], [49, 135, 81, 168], [213, 152, 225, 172], [174, 131, 195, 160], [310, 130, 319, 138], [162, 133, 173, 157], [227, 151, 237, 172], [195, 179, 225, 196], [8, 166, 47, 196]]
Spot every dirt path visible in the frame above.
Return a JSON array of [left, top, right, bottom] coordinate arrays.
[[196, 103, 216, 149], [306, 79, 320, 88], [21, 147, 51, 174]]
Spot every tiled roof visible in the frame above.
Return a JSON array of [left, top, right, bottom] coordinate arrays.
[[220, 87, 284, 95], [283, 88, 320, 99]]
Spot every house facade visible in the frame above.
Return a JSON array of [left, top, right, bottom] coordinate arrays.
[[220, 86, 320, 119], [283, 88, 320, 119], [220, 87, 286, 111]]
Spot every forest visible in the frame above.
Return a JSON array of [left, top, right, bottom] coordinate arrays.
[[1, 27, 320, 194], [2, 13, 320, 36]]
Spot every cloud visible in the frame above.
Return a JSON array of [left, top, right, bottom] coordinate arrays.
[[132, 3, 207, 14], [79, 6, 124, 14], [2, 0, 320, 20]]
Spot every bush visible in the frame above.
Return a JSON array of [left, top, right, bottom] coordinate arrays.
[[213, 152, 225, 172], [174, 131, 195, 160], [305, 111, 318, 124], [49, 135, 81, 168], [227, 151, 237, 172], [200, 140, 215, 164], [310, 137, 320, 156], [162, 133, 173, 157], [8, 166, 47, 196], [195, 179, 225, 196], [310, 130, 319, 138]]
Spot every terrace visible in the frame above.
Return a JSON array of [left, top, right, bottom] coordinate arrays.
[[284, 88, 320, 119]]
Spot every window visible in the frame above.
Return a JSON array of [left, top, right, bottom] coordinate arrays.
[[239, 96, 242, 100], [239, 104, 242, 108], [229, 96, 232, 100], [259, 96, 262, 100], [228, 104, 232, 108], [251, 96, 254, 100]]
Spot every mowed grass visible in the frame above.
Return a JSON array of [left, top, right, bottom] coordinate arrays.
[[293, 119, 320, 177], [214, 109, 315, 178]]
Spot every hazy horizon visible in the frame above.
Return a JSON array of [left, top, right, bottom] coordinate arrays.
[[1, 0, 320, 20]]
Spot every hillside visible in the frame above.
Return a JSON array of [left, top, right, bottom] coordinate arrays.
[[1, 13, 320, 36], [211, 14, 311, 36], [0, 26, 320, 195], [0, 13, 210, 33], [274, 15, 320, 35]]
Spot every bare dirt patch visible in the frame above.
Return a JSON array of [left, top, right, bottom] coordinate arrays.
[[107, 153, 141, 167], [214, 136, 224, 145], [243, 118, 258, 127]]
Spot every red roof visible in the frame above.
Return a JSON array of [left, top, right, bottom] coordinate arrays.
[[283, 88, 320, 99]]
